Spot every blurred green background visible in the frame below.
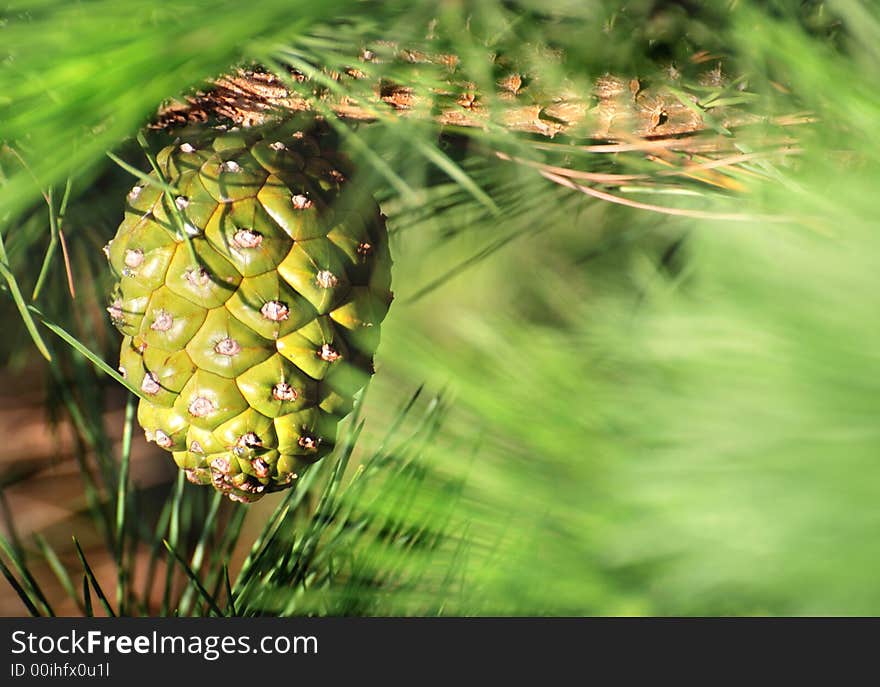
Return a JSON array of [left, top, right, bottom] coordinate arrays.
[[1, 0, 879, 616]]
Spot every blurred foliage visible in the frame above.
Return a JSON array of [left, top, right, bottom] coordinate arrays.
[[2, 0, 880, 616]]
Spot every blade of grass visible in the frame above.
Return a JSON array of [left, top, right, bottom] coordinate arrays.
[[82, 575, 93, 618], [224, 565, 237, 617], [179, 491, 223, 616], [25, 175, 77, 299], [31, 183, 57, 301], [232, 487, 301, 597], [142, 491, 174, 611], [413, 136, 499, 215], [204, 506, 247, 605], [372, 385, 423, 458], [0, 490, 22, 552], [161, 470, 186, 616], [115, 393, 136, 615], [73, 537, 116, 617], [0, 533, 55, 616], [0, 556, 41, 617], [35, 535, 84, 614], [0, 237, 52, 361], [281, 425, 362, 607], [135, 132, 199, 266], [29, 304, 149, 401], [232, 466, 324, 598], [56, 224, 76, 298], [106, 152, 178, 193], [162, 540, 224, 617]]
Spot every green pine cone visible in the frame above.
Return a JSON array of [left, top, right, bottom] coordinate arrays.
[[106, 119, 392, 502]]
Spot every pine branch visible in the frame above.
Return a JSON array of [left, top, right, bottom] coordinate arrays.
[[152, 49, 801, 144]]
